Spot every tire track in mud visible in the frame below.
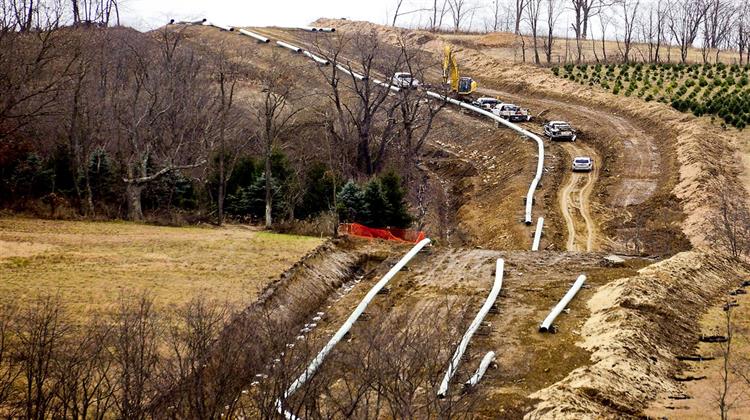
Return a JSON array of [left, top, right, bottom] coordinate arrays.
[[558, 142, 599, 252]]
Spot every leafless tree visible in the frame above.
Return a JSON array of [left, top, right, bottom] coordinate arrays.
[[115, 28, 213, 221], [570, 0, 599, 62], [447, 0, 476, 32], [544, 0, 563, 63], [708, 182, 750, 259], [428, 0, 450, 30], [514, 0, 529, 34], [250, 52, 304, 229], [667, 0, 710, 63], [526, 0, 544, 64], [640, 0, 666, 63], [701, 0, 735, 63], [617, 0, 641, 62]]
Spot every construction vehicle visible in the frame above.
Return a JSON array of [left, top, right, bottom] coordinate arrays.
[[443, 45, 477, 98]]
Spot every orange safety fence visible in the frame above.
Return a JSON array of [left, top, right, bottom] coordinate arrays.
[[339, 223, 426, 244]]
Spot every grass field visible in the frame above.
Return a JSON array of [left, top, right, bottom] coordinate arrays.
[[0, 217, 323, 313]]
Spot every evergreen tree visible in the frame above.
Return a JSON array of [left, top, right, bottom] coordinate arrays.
[[380, 171, 412, 228], [361, 179, 390, 228], [336, 180, 364, 223]]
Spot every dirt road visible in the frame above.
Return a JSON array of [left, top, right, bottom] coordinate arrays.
[[558, 142, 599, 252]]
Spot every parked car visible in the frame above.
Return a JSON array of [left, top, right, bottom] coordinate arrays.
[[391, 72, 420, 88], [492, 103, 532, 122], [472, 97, 502, 109], [544, 121, 577, 141], [572, 156, 593, 172]]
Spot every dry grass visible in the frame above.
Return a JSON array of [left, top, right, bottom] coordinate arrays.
[[0, 217, 323, 313]]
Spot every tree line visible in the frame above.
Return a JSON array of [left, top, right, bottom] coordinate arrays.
[[0, 293, 479, 418], [1, 0, 449, 232], [390, 0, 750, 65]]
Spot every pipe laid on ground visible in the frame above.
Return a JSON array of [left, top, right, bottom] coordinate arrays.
[[425, 91, 544, 225], [238, 28, 270, 43], [373, 78, 401, 92], [303, 50, 329, 65], [317, 27, 336, 32], [438, 258, 504, 398], [206, 22, 233, 31], [464, 351, 496, 388], [531, 217, 544, 251], [276, 238, 432, 419], [336, 63, 367, 81], [277, 40, 303, 53], [539, 274, 586, 333]]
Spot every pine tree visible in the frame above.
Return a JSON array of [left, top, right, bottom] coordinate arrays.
[[336, 180, 364, 223], [380, 171, 412, 228]]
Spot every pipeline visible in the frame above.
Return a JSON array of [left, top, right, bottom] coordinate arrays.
[[425, 92, 544, 225], [276, 238, 432, 419], [303, 50, 330, 65], [464, 351, 496, 388], [437, 258, 504, 398], [169, 18, 206, 25], [531, 217, 544, 251], [206, 22, 233, 31], [238, 28, 270, 43], [336, 63, 367, 81], [277, 40, 303, 53], [301, 26, 336, 32], [539, 274, 586, 333]]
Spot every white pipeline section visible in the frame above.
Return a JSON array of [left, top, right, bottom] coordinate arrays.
[[464, 351, 496, 388], [303, 50, 330, 65], [238, 28, 270, 43], [277, 40, 303, 53], [301, 26, 336, 32], [276, 238, 432, 419], [531, 217, 544, 251], [437, 258, 504, 397], [539, 274, 586, 333], [425, 92, 544, 225], [206, 22, 233, 31], [336, 63, 367, 81]]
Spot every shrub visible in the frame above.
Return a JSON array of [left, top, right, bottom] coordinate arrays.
[[551, 66, 560, 76]]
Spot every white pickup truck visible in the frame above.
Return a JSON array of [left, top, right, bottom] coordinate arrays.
[[391, 72, 420, 89], [544, 121, 577, 141], [472, 97, 502, 110], [491, 103, 532, 122]]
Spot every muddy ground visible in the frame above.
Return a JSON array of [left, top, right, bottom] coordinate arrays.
[[171, 20, 750, 418]]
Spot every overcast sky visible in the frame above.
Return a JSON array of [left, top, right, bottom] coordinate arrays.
[[120, 0, 399, 31]]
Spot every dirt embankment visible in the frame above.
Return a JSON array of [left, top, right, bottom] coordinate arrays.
[[310, 19, 750, 417], [526, 252, 750, 418]]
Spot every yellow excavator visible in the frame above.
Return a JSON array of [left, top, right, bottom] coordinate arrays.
[[443, 45, 477, 97]]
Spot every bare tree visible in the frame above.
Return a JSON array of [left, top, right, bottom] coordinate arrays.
[[115, 28, 213, 221], [667, 0, 710, 63], [544, 0, 564, 63], [570, 0, 599, 62], [708, 182, 750, 259], [447, 0, 475, 32], [701, 0, 735, 63], [515, 0, 529, 34], [526, 0, 544, 64], [250, 52, 304, 229], [618, 0, 641, 62], [428, 0, 450, 30]]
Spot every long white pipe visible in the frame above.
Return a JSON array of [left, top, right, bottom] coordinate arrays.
[[539, 274, 586, 332], [464, 351, 496, 388], [206, 22, 233, 31], [336, 63, 367, 81], [277, 40, 303, 53], [425, 91, 545, 225], [438, 258, 504, 397], [531, 217, 544, 251], [373, 78, 401, 92], [276, 238, 432, 418], [303, 50, 330, 65], [238, 28, 270, 43]]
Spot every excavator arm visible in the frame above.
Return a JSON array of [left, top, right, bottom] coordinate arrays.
[[442, 45, 477, 95]]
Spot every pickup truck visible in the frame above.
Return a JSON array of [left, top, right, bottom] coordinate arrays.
[[491, 103, 532, 122], [543, 121, 577, 141], [391, 72, 420, 89], [472, 97, 502, 110]]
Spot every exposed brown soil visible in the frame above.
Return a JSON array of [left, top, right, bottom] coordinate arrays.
[[172, 19, 750, 418]]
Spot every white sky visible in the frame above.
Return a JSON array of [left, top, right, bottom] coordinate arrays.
[[120, 0, 397, 31]]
